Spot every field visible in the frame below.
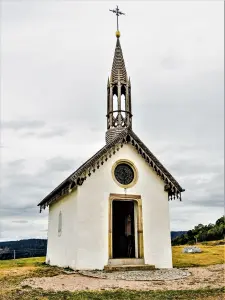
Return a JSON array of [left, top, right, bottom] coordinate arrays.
[[0, 243, 224, 300], [172, 243, 225, 268]]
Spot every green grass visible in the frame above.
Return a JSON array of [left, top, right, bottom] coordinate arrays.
[[201, 240, 225, 246], [172, 244, 225, 268], [0, 256, 45, 269], [1, 287, 224, 300]]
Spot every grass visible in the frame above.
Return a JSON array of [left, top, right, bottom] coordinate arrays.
[[0, 244, 224, 299], [2, 287, 225, 300], [201, 240, 225, 246], [0, 256, 45, 269], [172, 244, 225, 268]]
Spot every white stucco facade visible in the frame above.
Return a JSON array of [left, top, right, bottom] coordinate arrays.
[[46, 144, 172, 270]]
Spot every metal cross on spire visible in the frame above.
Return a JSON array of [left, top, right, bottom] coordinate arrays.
[[109, 5, 125, 32]]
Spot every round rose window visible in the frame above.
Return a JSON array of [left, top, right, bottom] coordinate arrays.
[[114, 163, 134, 185]]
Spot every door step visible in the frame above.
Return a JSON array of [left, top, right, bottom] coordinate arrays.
[[104, 264, 155, 272], [108, 258, 145, 265]]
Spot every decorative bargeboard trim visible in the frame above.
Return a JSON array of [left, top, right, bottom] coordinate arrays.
[[38, 128, 184, 211]]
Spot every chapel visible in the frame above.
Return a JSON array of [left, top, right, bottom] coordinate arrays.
[[38, 8, 184, 270]]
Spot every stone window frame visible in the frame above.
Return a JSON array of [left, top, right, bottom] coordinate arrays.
[[108, 193, 144, 259], [111, 159, 138, 189]]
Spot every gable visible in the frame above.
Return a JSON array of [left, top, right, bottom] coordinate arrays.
[[38, 128, 184, 211], [77, 143, 168, 196]]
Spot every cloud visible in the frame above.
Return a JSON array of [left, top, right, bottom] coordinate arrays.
[[2, 119, 69, 139], [12, 220, 28, 224], [37, 128, 68, 138], [20, 127, 69, 138], [161, 54, 184, 70], [0, 157, 77, 217], [0, 155, 81, 240], [2, 120, 45, 130], [44, 157, 77, 172]]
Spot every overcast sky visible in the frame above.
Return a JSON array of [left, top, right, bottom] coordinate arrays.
[[0, 1, 224, 242]]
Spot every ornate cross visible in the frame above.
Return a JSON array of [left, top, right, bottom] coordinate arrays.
[[109, 5, 125, 31]]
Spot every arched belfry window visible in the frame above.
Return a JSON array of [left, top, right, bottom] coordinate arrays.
[[121, 94, 125, 119], [121, 85, 126, 120], [58, 211, 62, 237], [113, 94, 118, 114]]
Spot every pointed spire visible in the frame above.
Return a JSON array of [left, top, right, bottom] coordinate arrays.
[[106, 14, 132, 144], [111, 37, 127, 84]]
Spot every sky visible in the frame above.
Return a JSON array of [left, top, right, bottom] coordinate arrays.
[[0, 1, 224, 242]]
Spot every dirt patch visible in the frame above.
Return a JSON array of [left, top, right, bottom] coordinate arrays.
[[79, 268, 190, 281], [0, 266, 37, 276], [21, 264, 225, 292]]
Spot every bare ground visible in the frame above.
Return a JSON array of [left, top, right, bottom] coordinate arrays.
[[21, 264, 225, 292]]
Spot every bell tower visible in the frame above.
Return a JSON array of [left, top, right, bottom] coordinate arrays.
[[106, 7, 132, 144]]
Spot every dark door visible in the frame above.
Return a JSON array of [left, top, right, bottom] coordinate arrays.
[[112, 200, 135, 258]]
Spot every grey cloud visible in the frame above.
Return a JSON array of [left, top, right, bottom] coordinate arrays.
[[1, 207, 40, 218], [161, 55, 184, 70], [2, 120, 45, 130], [7, 159, 25, 168], [170, 204, 223, 231], [198, 194, 224, 208], [38, 128, 68, 138], [0, 157, 78, 221], [180, 168, 224, 208], [168, 160, 224, 177], [0, 217, 48, 241], [12, 220, 28, 224], [2, 120, 69, 139], [21, 127, 68, 138], [185, 193, 224, 208], [44, 157, 77, 173]]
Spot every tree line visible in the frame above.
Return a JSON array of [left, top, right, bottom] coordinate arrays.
[[0, 239, 47, 260], [172, 216, 225, 245]]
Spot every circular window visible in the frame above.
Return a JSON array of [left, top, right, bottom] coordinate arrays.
[[114, 163, 134, 185], [112, 160, 138, 188]]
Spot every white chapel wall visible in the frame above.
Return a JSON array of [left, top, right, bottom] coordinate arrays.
[[76, 143, 172, 269], [46, 189, 78, 268]]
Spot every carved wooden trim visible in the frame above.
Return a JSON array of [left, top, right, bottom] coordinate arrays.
[[38, 128, 184, 211]]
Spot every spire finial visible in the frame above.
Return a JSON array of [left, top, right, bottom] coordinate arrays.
[[109, 5, 125, 37]]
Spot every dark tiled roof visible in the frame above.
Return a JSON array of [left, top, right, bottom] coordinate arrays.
[[38, 128, 184, 210]]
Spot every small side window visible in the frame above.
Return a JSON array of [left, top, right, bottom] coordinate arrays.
[[58, 211, 62, 237]]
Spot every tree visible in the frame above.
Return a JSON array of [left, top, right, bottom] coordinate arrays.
[[171, 216, 225, 245]]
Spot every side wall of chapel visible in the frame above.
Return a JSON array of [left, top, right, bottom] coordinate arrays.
[[46, 189, 78, 269]]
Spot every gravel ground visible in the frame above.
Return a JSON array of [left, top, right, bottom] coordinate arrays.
[[79, 268, 190, 281], [21, 264, 225, 292]]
